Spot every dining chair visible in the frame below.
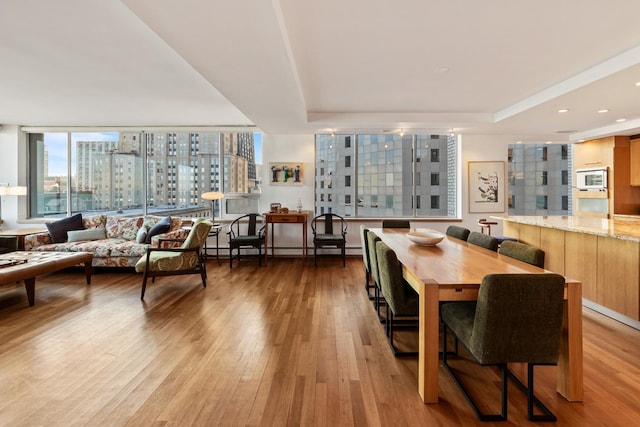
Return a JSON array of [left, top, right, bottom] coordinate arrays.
[[359, 225, 375, 300], [499, 240, 545, 268], [375, 240, 419, 357], [366, 230, 386, 323], [445, 225, 471, 241], [135, 218, 212, 299], [311, 213, 347, 267], [467, 231, 499, 252], [441, 273, 565, 421], [382, 219, 410, 228], [227, 213, 266, 268]]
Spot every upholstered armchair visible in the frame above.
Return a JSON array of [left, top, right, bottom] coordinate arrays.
[[366, 230, 385, 323], [499, 240, 545, 268], [441, 273, 565, 421], [445, 225, 471, 241], [135, 218, 212, 299]]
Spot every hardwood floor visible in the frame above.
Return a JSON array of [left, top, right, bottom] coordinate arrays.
[[0, 258, 639, 426]]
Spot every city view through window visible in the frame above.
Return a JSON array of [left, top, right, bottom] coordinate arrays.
[[28, 131, 262, 220]]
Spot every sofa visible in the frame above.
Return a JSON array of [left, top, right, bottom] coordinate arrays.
[[24, 214, 188, 267]]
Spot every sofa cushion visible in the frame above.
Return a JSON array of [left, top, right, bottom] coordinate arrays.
[[145, 216, 171, 244], [67, 227, 106, 243], [109, 241, 150, 258], [46, 213, 84, 243], [106, 217, 144, 240], [83, 214, 107, 229], [136, 225, 148, 243]]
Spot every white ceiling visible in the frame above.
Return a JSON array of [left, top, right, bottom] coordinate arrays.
[[2, 0, 640, 143]]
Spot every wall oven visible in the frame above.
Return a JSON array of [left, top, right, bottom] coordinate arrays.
[[576, 167, 608, 191]]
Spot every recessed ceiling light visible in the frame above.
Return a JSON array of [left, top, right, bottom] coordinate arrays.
[[616, 118, 627, 123], [545, 141, 553, 144], [635, 81, 640, 87], [434, 67, 450, 74], [515, 141, 523, 144], [597, 109, 609, 113], [558, 109, 569, 113]]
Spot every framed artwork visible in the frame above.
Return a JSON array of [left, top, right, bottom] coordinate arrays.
[[468, 161, 505, 213], [269, 162, 303, 185]]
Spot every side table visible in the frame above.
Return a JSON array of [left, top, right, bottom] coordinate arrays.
[[263, 211, 309, 265], [0, 228, 47, 251], [204, 224, 224, 262]]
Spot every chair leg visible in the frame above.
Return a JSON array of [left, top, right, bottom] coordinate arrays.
[[314, 245, 317, 267], [507, 364, 558, 422], [387, 311, 418, 357], [141, 272, 149, 300], [200, 259, 207, 288], [342, 244, 346, 267]]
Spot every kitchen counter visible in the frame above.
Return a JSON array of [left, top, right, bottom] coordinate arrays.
[[492, 215, 640, 242]]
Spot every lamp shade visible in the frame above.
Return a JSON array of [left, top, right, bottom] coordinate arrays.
[[0, 185, 27, 196], [201, 191, 224, 201]]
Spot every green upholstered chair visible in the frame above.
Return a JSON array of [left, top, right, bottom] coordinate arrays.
[[382, 219, 410, 228], [467, 231, 499, 252], [360, 225, 375, 300], [227, 213, 266, 268], [135, 218, 212, 299], [499, 240, 545, 268], [441, 273, 565, 421], [311, 213, 347, 267], [366, 230, 385, 323], [375, 240, 419, 356], [446, 225, 471, 241]]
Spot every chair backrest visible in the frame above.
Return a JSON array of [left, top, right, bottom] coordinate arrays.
[[375, 240, 418, 317], [182, 218, 213, 249], [446, 225, 471, 241], [382, 219, 410, 229], [366, 230, 381, 286], [312, 213, 347, 236], [228, 213, 265, 237], [467, 231, 499, 252], [360, 225, 370, 272], [499, 240, 545, 268], [469, 273, 565, 365]]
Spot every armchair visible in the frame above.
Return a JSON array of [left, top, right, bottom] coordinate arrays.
[[227, 214, 266, 268], [135, 218, 212, 299]]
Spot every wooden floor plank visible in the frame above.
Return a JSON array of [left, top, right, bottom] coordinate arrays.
[[1, 258, 639, 426]]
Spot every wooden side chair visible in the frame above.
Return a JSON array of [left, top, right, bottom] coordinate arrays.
[[227, 213, 266, 268], [135, 218, 212, 299], [311, 213, 347, 267], [441, 273, 565, 421], [499, 240, 545, 268], [446, 225, 471, 241]]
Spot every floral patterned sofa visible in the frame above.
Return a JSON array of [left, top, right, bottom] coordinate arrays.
[[24, 214, 188, 267]]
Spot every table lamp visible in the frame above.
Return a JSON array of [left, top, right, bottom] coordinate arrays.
[[201, 191, 224, 225], [0, 184, 28, 229]]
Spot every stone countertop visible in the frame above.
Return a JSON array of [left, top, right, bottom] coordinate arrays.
[[492, 215, 640, 242]]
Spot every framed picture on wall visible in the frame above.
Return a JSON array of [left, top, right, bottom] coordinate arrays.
[[269, 162, 303, 185], [468, 161, 505, 213]]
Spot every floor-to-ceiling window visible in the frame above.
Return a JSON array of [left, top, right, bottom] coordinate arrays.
[[315, 133, 458, 218], [27, 129, 261, 219]]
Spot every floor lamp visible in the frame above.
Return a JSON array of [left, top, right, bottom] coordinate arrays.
[[0, 184, 28, 229], [201, 191, 224, 225]]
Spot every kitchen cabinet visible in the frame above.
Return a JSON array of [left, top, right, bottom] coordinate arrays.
[[631, 138, 640, 186]]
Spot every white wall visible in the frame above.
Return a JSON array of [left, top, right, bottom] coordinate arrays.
[[0, 125, 28, 229]]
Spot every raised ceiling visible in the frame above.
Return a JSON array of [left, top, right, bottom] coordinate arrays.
[[2, 0, 640, 142]]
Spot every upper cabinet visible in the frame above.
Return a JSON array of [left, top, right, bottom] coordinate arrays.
[[630, 137, 640, 186]]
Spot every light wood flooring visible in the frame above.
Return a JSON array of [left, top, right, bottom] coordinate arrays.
[[0, 257, 639, 426]]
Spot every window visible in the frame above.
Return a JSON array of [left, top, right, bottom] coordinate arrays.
[[315, 133, 458, 217], [28, 130, 261, 219], [430, 195, 440, 209]]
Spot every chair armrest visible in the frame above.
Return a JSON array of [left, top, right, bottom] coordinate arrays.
[[24, 232, 53, 250], [150, 228, 189, 248], [157, 237, 186, 249]]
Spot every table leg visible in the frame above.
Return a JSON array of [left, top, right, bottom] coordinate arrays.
[[557, 281, 584, 401], [24, 277, 36, 306], [418, 280, 440, 403], [84, 261, 93, 285]]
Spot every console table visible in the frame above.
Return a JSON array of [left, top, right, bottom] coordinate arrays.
[[263, 211, 310, 264]]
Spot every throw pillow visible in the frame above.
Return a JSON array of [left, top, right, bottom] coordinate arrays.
[[67, 227, 106, 243], [145, 216, 171, 244], [106, 217, 144, 240], [46, 213, 84, 243], [136, 224, 148, 244]]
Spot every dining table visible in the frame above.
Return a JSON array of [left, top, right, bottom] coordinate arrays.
[[369, 228, 583, 404]]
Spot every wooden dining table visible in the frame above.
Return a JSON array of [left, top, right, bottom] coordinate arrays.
[[370, 228, 583, 404]]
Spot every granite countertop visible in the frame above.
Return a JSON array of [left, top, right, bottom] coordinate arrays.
[[493, 215, 640, 242]]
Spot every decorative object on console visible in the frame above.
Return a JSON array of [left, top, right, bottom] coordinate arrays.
[[201, 191, 224, 225], [0, 184, 27, 229], [270, 203, 281, 213]]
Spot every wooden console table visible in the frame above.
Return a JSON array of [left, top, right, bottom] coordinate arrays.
[[263, 211, 310, 264]]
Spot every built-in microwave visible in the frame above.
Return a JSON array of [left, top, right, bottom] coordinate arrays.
[[576, 167, 608, 191]]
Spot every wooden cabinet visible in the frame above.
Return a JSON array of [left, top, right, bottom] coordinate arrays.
[[631, 138, 640, 186], [596, 236, 640, 320], [565, 231, 598, 302]]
